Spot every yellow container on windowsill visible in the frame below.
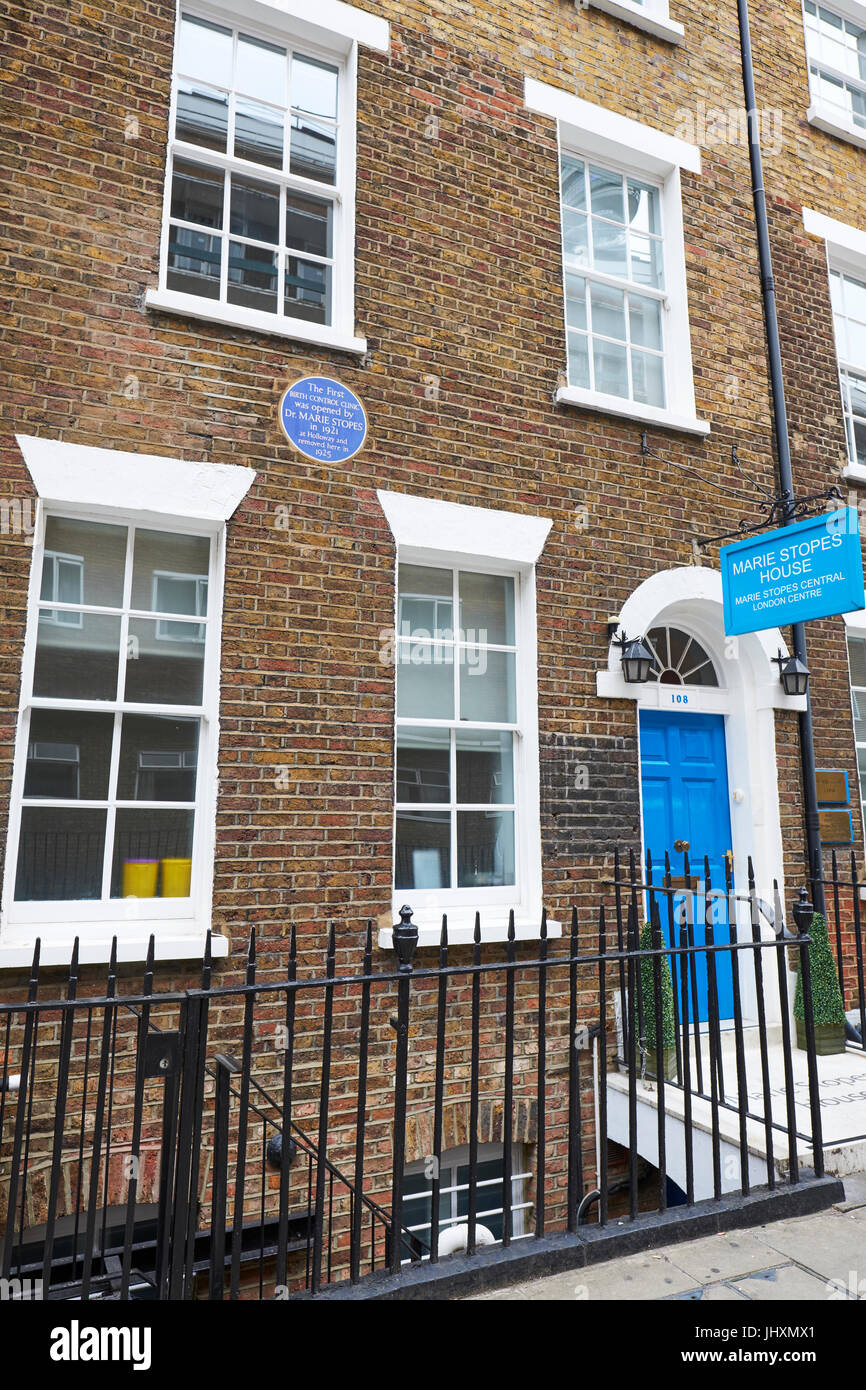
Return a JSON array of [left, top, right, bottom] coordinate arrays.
[[122, 859, 159, 898], [161, 857, 192, 897]]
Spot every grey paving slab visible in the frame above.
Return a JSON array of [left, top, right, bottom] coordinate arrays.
[[755, 1209, 866, 1282], [662, 1230, 788, 1285], [838, 1173, 866, 1211], [729, 1264, 834, 1301]]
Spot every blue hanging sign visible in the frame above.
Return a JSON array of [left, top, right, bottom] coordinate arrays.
[[278, 376, 368, 463], [721, 507, 865, 635]]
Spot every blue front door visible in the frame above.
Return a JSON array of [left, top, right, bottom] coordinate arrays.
[[639, 710, 734, 1022]]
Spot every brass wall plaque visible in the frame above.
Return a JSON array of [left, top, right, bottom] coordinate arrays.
[[816, 769, 849, 805], [819, 809, 854, 844]]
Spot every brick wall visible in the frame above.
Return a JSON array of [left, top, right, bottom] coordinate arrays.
[[1, 0, 865, 1255]]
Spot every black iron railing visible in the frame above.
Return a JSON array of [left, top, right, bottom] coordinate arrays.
[[0, 849, 845, 1300]]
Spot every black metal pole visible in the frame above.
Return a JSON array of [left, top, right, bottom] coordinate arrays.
[[736, 0, 825, 915]]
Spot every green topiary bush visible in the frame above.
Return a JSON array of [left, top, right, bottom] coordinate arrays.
[[639, 921, 677, 1052], [793, 912, 846, 1028]]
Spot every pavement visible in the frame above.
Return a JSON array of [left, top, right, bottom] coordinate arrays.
[[465, 1174, 866, 1301]]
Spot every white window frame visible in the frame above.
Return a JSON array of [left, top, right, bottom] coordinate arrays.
[[586, 0, 684, 45], [145, 0, 390, 356], [524, 78, 708, 438], [803, 208, 866, 483], [2, 435, 256, 967], [802, 0, 866, 151], [377, 490, 559, 948], [559, 151, 669, 417], [394, 556, 522, 914]]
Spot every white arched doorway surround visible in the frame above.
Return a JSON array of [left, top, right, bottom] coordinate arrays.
[[597, 566, 808, 1022]]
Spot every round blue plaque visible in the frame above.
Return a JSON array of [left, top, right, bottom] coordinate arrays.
[[278, 376, 368, 463]]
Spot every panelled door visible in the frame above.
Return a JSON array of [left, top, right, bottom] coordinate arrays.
[[639, 710, 734, 1022]]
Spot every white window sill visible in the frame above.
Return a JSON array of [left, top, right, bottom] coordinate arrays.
[[842, 461, 866, 484], [145, 289, 367, 356], [0, 931, 229, 969], [378, 916, 562, 950], [806, 105, 866, 153], [588, 0, 684, 44], [555, 385, 710, 436]]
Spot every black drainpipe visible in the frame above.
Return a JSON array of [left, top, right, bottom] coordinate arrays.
[[736, 0, 825, 916]]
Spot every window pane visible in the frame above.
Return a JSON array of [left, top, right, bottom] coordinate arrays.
[[561, 209, 589, 268], [131, 530, 210, 614], [175, 82, 229, 152], [228, 242, 278, 312], [171, 158, 224, 228], [456, 731, 513, 804], [459, 650, 516, 723], [396, 727, 450, 804], [629, 293, 662, 349], [589, 166, 625, 223], [235, 99, 284, 168], [590, 280, 626, 341], [398, 565, 453, 639], [168, 226, 222, 298], [560, 156, 586, 209], [290, 114, 337, 183], [631, 348, 666, 407], [850, 636, 866, 688], [285, 192, 332, 257], [565, 273, 587, 330], [42, 518, 127, 607], [125, 619, 205, 705], [15, 807, 106, 901], [24, 710, 114, 800], [853, 688, 866, 744], [230, 175, 279, 243], [627, 180, 660, 234], [291, 54, 338, 118], [842, 274, 866, 323], [458, 572, 515, 645], [177, 13, 232, 86], [630, 233, 664, 288], [285, 257, 330, 323], [396, 643, 455, 720], [237, 32, 287, 106], [591, 220, 627, 278], [117, 715, 200, 802], [568, 333, 590, 388], [34, 613, 122, 700], [111, 809, 195, 898], [395, 811, 450, 890], [593, 337, 629, 397], [457, 809, 515, 887]]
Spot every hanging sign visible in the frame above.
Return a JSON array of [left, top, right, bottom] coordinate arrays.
[[278, 376, 367, 463], [721, 507, 865, 635]]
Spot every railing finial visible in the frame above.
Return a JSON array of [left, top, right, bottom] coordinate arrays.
[[393, 904, 418, 970]]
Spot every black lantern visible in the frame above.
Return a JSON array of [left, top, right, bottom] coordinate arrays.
[[613, 632, 654, 684], [773, 649, 810, 697]]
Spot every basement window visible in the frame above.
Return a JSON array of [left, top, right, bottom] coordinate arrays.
[[401, 1144, 533, 1259]]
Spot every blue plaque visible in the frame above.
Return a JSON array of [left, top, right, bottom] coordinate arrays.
[[278, 376, 367, 463], [721, 507, 865, 635]]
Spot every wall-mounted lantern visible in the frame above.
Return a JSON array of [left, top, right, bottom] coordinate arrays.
[[773, 649, 810, 697]]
